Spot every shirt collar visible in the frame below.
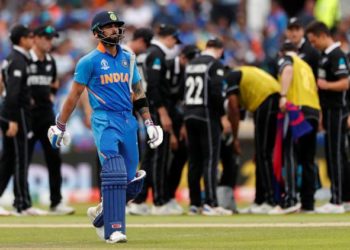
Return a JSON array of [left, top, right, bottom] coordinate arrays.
[[324, 42, 341, 54], [122, 44, 134, 54], [151, 40, 171, 55], [29, 49, 51, 62], [286, 51, 298, 57], [201, 50, 216, 58], [297, 38, 305, 49], [96, 42, 122, 57], [13, 45, 30, 59]]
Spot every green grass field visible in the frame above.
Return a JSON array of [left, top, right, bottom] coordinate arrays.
[[0, 204, 349, 249]]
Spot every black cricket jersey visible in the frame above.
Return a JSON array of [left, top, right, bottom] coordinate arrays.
[[1, 46, 31, 122], [144, 41, 170, 109], [27, 50, 57, 113], [184, 53, 225, 119], [165, 56, 185, 106], [318, 42, 349, 108], [298, 38, 320, 79]]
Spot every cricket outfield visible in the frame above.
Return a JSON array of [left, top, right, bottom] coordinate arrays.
[[0, 203, 349, 249]]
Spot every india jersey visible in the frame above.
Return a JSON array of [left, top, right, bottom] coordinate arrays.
[[74, 43, 141, 112]]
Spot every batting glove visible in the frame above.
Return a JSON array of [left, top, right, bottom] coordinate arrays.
[[47, 115, 71, 149], [145, 119, 163, 149]]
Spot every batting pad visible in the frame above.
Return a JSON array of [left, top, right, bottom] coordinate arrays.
[[100, 155, 127, 239], [93, 170, 147, 228]]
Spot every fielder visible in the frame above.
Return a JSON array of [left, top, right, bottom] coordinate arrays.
[[48, 11, 163, 243]]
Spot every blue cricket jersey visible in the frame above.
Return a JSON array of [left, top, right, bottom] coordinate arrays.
[[74, 43, 141, 112]]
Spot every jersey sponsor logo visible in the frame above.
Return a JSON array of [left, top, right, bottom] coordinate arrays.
[[216, 69, 224, 76], [46, 64, 52, 72], [27, 75, 53, 86], [152, 58, 161, 70], [101, 59, 110, 70], [30, 64, 37, 73], [100, 73, 129, 84], [13, 69, 22, 77], [186, 64, 207, 74]]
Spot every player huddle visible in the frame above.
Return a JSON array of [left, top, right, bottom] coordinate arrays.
[[0, 9, 349, 244]]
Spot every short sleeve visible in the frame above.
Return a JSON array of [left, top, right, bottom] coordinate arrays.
[[331, 53, 349, 79], [225, 70, 242, 97], [277, 55, 293, 75], [132, 58, 141, 85], [73, 56, 93, 85]]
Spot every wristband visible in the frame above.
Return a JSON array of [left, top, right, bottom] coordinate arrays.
[[56, 114, 66, 132]]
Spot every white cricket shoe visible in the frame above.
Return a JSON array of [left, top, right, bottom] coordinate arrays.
[[50, 202, 75, 215], [129, 202, 150, 216], [238, 203, 259, 214], [250, 203, 275, 214], [188, 205, 201, 215], [166, 199, 184, 215], [343, 202, 350, 212], [106, 231, 127, 244], [0, 206, 10, 216], [316, 203, 345, 214], [87, 203, 104, 241], [267, 205, 285, 215], [20, 207, 48, 216], [268, 203, 300, 215], [151, 201, 184, 215], [201, 204, 233, 216]]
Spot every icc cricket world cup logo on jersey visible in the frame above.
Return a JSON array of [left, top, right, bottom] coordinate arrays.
[[101, 59, 110, 70]]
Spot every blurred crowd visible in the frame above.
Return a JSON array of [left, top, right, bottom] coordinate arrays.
[[0, 0, 348, 85]]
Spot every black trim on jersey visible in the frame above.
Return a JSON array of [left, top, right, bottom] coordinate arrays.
[[225, 70, 242, 97], [277, 55, 293, 75]]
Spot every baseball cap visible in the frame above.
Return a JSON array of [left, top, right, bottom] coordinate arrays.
[[287, 17, 303, 29], [133, 28, 154, 47], [158, 24, 182, 44], [91, 11, 124, 32], [9, 24, 32, 45], [34, 25, 59, 38], [181, 45, 200, 60], [206, 38, 224, 49]]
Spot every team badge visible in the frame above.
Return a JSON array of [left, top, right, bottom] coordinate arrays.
[[101, 59, 110, 70], [30, 64, 37, 73], [108, 11, 117, 21], [121, 59, 128, 68], [46, 64, 52, 72]]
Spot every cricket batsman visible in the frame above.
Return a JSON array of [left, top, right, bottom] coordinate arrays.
[[47, 11, 163, 243]]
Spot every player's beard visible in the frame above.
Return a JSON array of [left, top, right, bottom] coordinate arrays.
[[98, 27, 125, 46]]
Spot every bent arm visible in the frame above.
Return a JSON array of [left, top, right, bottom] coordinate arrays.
[[319, 77, 349, 91]]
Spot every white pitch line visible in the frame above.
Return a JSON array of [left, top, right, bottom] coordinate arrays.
[[0, 223, 350, 228]]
